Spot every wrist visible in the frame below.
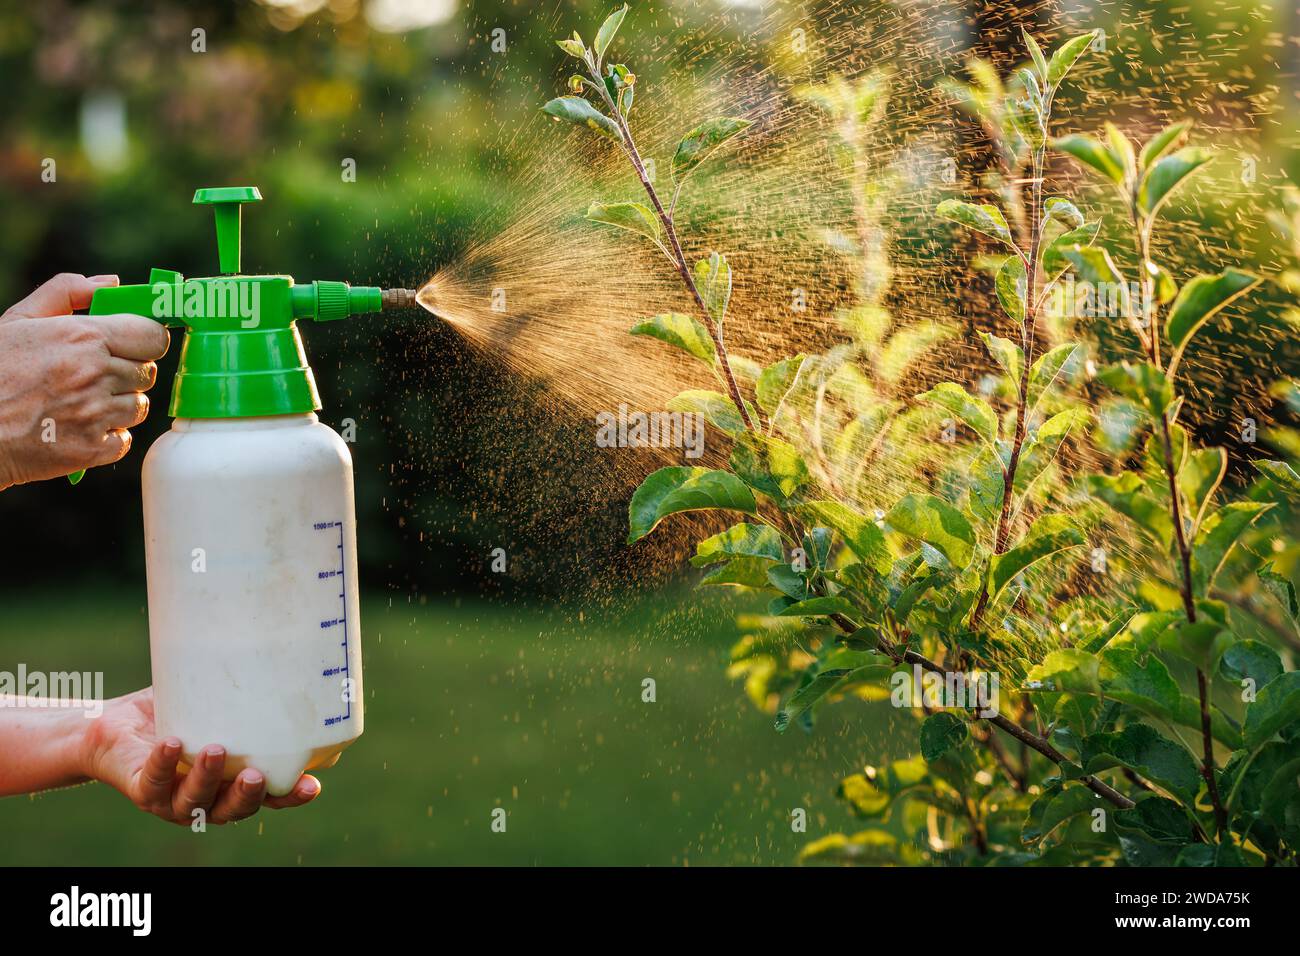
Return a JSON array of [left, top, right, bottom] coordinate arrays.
[[54, 704, 98, 788], [0, 697, 95, 796]]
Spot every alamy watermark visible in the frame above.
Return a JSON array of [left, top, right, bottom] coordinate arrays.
[[890, 663, 1000, 718], [0, 664, 104, 718], [152, 279, 262, 328], [595, 404, 705, 458]]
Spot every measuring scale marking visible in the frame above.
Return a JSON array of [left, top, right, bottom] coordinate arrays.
[[315, 520, 352, 727]]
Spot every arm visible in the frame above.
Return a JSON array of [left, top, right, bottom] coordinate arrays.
[[0, 697, 89, 795]]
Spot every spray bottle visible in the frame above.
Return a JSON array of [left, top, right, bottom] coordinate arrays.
[[82, 187, 416, 795]]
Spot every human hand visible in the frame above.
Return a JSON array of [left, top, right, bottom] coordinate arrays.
[[82, 688, 321, 826], [0, 273, 171, 489]]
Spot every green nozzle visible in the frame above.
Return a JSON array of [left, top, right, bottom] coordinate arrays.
[[67, 186, 406, 485]]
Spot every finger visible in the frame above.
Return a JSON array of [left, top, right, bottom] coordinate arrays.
[[86, 313, 170, 362], [3, 273, 117, 320], [209, 769, 266, 824], [134, 737, 181, 813], [172, 745, 226, 821], [85, 428, 133, 469], [102, 393, 150, 430], [105, 359, 158, 395], [264, 776, 321, 810]]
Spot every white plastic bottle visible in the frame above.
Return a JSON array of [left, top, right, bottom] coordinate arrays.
[[83, 187, 386, 797], [142, 414, 364, 796]]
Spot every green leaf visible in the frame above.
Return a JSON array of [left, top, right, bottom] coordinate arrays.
[[629, 312, 716, 366], [1244, 671, 1300, 749], [777, 596, 857, 619], [666, 389, 747, 435], [1096, 361, 1171, 419], [1082, 724, 1202, 805], [1260, 757, 1300, 847], [1045, 31, 1097, 87], [1220, 640, 1284, 689], [1138, 147, 1212, 217], [1099, 647, 1182, 719], [1115, 796, 1194, 844], [798, 829, 899, 865], [1030, 786, 1100, 842], [1059, 245, 1131, 317], [1044, 197, 1085, 230], [671, 117, 752, 184], [1164, 269, 1261, 375], [1041, 222, 1101, 280], [839, 758, 928, 818], [995, 254, 1027, 323], [1179, 446, 1226, 534], [1027, 648, 1101, 695], [767, 564, 810, 601], [799, 500, 892, 574], [627, 466, 757, 543], [1258, 564, 1299, 622], [979, 331, 1023, 387], [1054, 134, 1124, 185], [541, 96, 621, 141], [1027, 342, 1079, 410], [920, 712, 969, 762], [885, 494, 976, 569], [593, 4, 627, 59], [1007, 90, 1046, 151], [1023, 30, 1048, 82], [729, 432, 811, 506], [774, 653, 891, 732], [879, 322, 955, 387], [556, 35, 586, 59], [755, 355, 806, 415], [1139, 120, 1191, 169], [1158, 620, 1236, 675], [699, 556, 779, 588], [1105, 122, 1137, 182], [1085, 472, 1174, 548], [914, 381, 999, 446], [1254, 459, 1300, 499], [586, 200, 662, 245], [988, 514, 1084, 602], [690, 522, 782, 567], [935, 199, 1014, 245], [693, 252, 732, 324], [1144, 260, 1178, 304], [1191, 501, 1271, 592]]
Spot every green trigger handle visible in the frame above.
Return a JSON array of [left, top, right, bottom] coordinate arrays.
[[65, 186, 406, 487]]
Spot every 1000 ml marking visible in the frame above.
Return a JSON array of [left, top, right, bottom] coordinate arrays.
[[314, 520, 352, 727]]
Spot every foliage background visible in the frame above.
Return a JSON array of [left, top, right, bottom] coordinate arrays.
[[0, 0, 1296, 864]]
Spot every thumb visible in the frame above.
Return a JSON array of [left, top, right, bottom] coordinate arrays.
[[3, 273, 119, 320]]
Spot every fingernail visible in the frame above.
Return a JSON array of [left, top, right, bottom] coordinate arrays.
[[297, 778, 320, 797], [88, 274, 119, 287], [241, 770, 264, 790], [162, 738, 182, 757], [202, 745, 225, 765]]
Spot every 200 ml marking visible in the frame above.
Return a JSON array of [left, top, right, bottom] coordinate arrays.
[[314, 520, 352, 727]]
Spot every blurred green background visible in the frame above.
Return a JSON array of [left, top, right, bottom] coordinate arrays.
[[0, 0, 1295, 864], [0, 588, 910, 865]]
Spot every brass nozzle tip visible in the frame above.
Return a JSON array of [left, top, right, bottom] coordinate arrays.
[[381, 288, 418, 310]]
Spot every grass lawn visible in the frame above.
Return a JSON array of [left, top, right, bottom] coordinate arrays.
[[0, 587, 906, 865]]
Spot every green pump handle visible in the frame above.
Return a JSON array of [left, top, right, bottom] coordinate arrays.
[[67, 186, 413, 484]]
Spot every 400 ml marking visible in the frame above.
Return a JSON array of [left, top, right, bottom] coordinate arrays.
[[314, 520, 352, 727]]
